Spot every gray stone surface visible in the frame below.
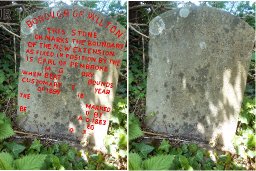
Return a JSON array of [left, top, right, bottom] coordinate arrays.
[[17, 5, 126, 150], [146, 6, 254, 150]]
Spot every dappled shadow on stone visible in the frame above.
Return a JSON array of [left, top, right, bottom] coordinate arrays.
[[145, 6, 254, 152]]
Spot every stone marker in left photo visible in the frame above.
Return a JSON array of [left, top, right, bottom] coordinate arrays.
[[17, 5, 126, 150]]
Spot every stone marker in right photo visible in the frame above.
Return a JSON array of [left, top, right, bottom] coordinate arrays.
[[146, 6, 254, 151]]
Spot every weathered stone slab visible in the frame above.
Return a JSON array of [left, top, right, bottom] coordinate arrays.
[[146, 6, 254, 150], [17, 5, 126, 150]]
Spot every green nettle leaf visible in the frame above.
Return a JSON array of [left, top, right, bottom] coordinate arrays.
[[181, 144, 189, 154], [53, 144, 60, 153], [2, 115, 12, 125], [179, 155, 191, 170], [51, 155, 61, 169], [0, 71, 6, 84], [143, 155, 175, 170], [67, 149, 76, 160], [239, 112, 249, 124], [59, 165, 65, 170], [59, 156, 68, 168], [5, 142, 26, 158], [47, 146, 54, 154], [129, 115, 143, 140], [118, 132, 127, 149], [0, 123, 15, 140], [188, 144, 198, 154], [218, 154, 232, 165], [90, 154, 99, 161], [245, 98, 254, 109], [176, 147, 183, 155], [247, 134, 256, 149], [59, 143, 69, 154], [195, 150, 204, 161], [135, 143, 154, 158], [14, 154, 47, 170], [203, 159, 214, 170], [129, 153, 142, 170], [29, 139, 42, 152], [0, 112, 5, 120], [189, 157, 200, 169], [0, 152, 14, 170], [215, 164, 225, 170], [158, 139, 171, 153]]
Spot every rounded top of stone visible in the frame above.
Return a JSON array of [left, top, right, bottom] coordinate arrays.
[[20, 5, 126, 39], [149, 6, 254, 38]]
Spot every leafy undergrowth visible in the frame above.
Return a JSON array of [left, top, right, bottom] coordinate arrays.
[[233, 96, 256, 166], [130, 140, 239, 170], [129, 95, 256, 170], [0, 138, 119, 170]]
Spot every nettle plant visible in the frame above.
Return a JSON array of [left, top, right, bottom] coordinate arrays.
[[0, 112, 47, 170], [0, 113, 14, 141], [0, 112, 86, 170]]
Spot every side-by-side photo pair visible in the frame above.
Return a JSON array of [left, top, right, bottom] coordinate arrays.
[[0, 0, 255, 170]]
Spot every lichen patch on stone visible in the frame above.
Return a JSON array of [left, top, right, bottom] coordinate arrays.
[[149, 16, 165, 36], [199, 41, 207, 49], [179, 7, 190, 18]]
